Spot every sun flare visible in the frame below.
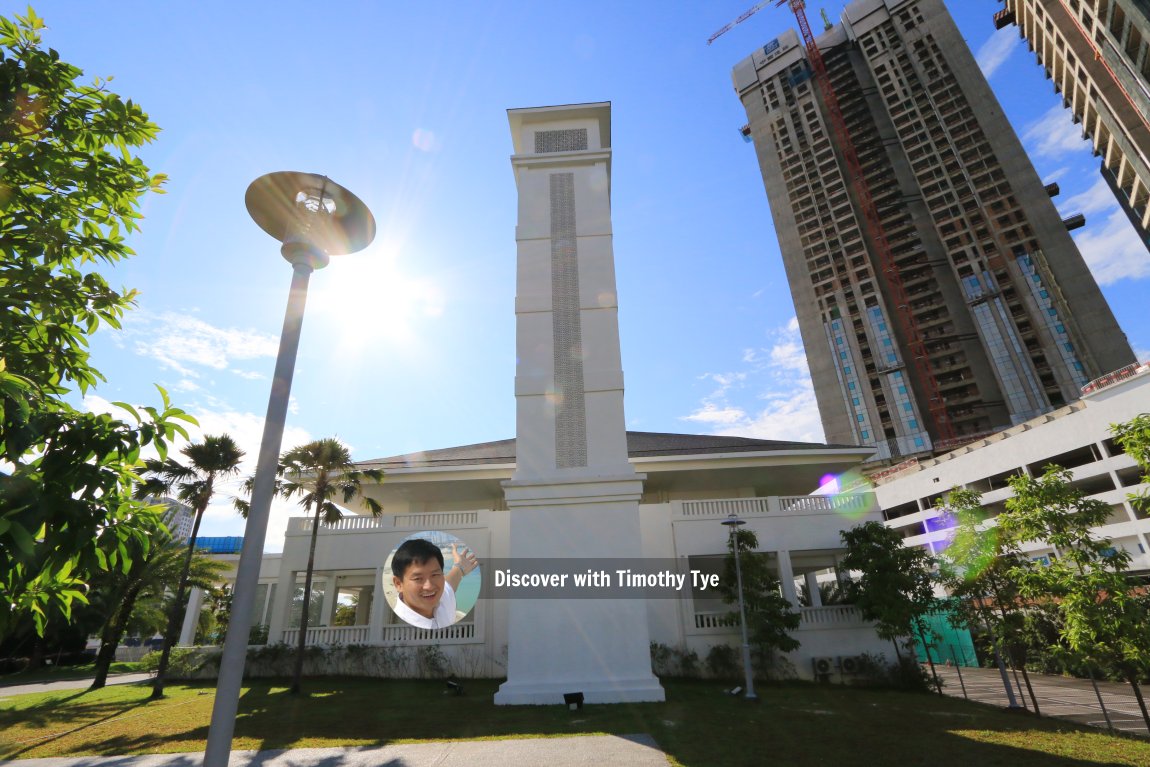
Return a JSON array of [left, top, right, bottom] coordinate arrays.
[[309, 239, 444, 347]]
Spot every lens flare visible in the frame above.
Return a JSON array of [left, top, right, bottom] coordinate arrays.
[[816, 470, 875, 521]]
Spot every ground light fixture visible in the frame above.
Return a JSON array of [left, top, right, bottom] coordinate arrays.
[[721, 513, 757, 701], [203, 172, 375, 767]]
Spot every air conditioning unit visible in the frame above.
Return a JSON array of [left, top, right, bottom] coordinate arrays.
[[840, 655, 864, 675], [812, 656, 835, 676]]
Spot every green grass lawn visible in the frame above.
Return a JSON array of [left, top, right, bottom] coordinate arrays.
[[0, 661, 143, 686], [2, 678, 1148, 767]]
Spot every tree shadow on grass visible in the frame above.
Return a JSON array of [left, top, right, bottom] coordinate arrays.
[[2, 693, 152, 760], [219, 678, 1150, 767]]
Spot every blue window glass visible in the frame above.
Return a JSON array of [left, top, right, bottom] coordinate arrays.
[[852, 397, 860, 406], [857, 414, 865, 422], [848, 381, 856, 390], [893, 371, 902, 379], [883, 338, 892, 346], [1056, 324, 1065, 333], [908, 419, 918, 429], [861, 430, 869, 440], [903, 402, 913, 412], [898, 386, 907, 394], [914, 437, 925, 447], [844, 366, 851, 374]]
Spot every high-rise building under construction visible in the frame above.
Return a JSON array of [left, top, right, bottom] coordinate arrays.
[[733, 0, 1134, 462], [994, 0, 1150, 250]]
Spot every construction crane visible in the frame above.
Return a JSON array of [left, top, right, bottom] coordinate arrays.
[[709, 1, 956, 445]]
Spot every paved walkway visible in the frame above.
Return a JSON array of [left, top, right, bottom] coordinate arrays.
[[930, 664, 1149, 736], [0, 674, 153, 699], [0, 737, 672, 767]]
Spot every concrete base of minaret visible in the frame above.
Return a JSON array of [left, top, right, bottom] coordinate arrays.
[[494, 474, 666, 705]]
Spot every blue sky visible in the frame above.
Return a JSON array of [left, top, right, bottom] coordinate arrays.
[[21, 1, 1149, 549]]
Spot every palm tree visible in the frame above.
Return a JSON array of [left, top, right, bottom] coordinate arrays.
[[278, 438, 382, 694], [136, 434, 244, 699], [88, 533, 227, 690]]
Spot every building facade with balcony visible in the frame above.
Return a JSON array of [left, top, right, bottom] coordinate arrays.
[[997, 0, 1150, 249], [225, 432, 893, 680], [874, 361, 1150, 565]]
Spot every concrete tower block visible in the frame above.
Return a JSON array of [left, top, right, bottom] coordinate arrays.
[[495, 103, 664, 705]]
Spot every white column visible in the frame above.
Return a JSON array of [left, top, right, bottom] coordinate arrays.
[[370, 566, 388, 640], [268, 568, 296, 642], [804, 572, 823, 607], [318, 573, 338, 626], [776, 550, 798, 606], [179, 586, 205, 646], [354, 587, 372, 626]]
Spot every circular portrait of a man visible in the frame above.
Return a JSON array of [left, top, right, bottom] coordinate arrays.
[[383, 532, 481, 629]]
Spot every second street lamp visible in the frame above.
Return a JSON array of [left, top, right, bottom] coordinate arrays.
[[721, 512, 757, 701]]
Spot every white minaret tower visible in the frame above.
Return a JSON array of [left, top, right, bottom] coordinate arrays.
[[495, 103, 664, 705]]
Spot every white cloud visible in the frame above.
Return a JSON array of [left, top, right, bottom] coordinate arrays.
[[681, 318, 825, 444], [83, 394, 315, 553], [682, 403, 748, 425], [1058, 177, 1116, 217], [130, 312, 279, 377], [976, 27, 1018, 80], [1022, 104, 1089, 161], [1072, 209, 1150, 285], [232, 369, 265, 381]]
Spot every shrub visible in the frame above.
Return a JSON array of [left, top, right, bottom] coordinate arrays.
[[706, 644, 740, 680], [650, 642, 701, 678]]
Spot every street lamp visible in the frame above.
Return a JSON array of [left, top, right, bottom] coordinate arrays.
[[203, 172, 375, 767], [721, 513, 757, 701]]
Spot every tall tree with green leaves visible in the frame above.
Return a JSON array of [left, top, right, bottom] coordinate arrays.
[[840, 521, 940, 669], [715, 527, 801, 677], [938, 487, 1041, 711], [277, 438, 382, 694], [1001, 466, 1150, 730], [1113, 414, 1150, 513], [0, 8, 191, 640], [136, 434, 244, 699]]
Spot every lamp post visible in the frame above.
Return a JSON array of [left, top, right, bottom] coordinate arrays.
[[721, 513, 757, 701], [203, 172, 375, 767]]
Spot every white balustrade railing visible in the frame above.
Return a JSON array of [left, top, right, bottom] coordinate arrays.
[[798, 605, 865, 626], [679, 494, 873, 518], [694, 605, 866, 631], [380, 621, 477, 644], [392, 511, 479, 529], [279, 622, 478, 646], [693, 611, 738, 629], [287, 510, 482, 535], [279, 625, 371, 646], [680, 498, 771, 518], [779, 494, 871, 514]]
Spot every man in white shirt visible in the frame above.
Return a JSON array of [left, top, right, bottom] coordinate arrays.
[[391, 538, 479, 629]]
